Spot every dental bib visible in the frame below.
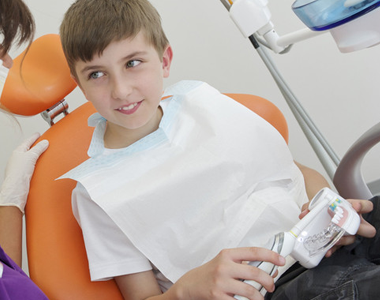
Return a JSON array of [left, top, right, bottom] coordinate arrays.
[[61, 81, 305, 283]]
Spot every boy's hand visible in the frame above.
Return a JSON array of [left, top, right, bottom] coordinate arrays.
[[170, 247, 286, 300], [300, 199, 376, 257], [325, 199, 376, 256]]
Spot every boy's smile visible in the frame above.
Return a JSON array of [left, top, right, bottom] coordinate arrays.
[[74, 31, 172, 149], [117, 101, 141, 115]]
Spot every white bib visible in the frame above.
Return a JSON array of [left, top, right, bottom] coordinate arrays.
[[61, 81, 305, 282]]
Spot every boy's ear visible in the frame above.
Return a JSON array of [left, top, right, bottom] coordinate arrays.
[[70, 73, 79, 86], [162, 45, 173, 78], [71, 74, 87, 98]]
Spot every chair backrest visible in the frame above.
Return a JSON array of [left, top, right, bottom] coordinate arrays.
[[1, 34, 288, 300]]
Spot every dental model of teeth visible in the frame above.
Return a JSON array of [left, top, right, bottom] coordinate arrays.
[[303, 198, 352, 256], [303, 222, 343, 256]]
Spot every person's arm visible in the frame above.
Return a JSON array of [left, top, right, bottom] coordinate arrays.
[[0, 133, 48, 266], [0, 206, 23, 265], [294, 161, 330, 200], [115, 247, 286, 300]]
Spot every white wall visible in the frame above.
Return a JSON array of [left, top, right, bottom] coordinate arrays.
[[1, 0, 380, 268]]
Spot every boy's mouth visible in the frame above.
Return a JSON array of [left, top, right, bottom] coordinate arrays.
[[116, 101, 142, 115], [118, 102, 138, 111]]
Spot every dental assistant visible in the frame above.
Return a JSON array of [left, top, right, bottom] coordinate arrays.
[[0, 0, 49, 299]]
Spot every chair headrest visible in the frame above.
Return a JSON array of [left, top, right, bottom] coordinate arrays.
[[1, 34, 77, 116]]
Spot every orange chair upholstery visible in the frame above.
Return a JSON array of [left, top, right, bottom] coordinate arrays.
[[225, 93, 288, 144], [1, 34, 76, 116], [1, 34, 288, 300]]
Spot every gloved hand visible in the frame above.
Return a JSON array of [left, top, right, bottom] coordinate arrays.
[[0, 133, 49, 213]]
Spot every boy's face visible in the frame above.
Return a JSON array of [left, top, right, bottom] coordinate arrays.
[[74, 32, 172, 147]]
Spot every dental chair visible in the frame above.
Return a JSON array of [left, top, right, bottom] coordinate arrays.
[[2, 34, 289, 299], [333, 124, 380, 200]]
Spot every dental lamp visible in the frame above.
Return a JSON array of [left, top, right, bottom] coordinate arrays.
[[222, 0, 380, 53], [220, 0, 380, 194]]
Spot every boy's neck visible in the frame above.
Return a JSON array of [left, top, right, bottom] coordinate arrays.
[[103, 106, 163, 149]]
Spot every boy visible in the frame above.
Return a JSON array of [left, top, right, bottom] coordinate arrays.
[[59, 0, 377, 299]]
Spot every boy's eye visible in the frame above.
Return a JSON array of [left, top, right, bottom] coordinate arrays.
[[89, 71, 104, 79], [126, 60, 141, 68]]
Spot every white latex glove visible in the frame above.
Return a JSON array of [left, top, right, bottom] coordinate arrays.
[[0, 133, 49, 213]]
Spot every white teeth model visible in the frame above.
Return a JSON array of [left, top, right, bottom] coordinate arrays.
[[303, 222, 341, 254], [332, 206, 344, 225], [344, 0, 367, 7], [119, 103, 138, 111]]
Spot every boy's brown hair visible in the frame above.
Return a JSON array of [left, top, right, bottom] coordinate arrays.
[[60, 0, 169, 78]]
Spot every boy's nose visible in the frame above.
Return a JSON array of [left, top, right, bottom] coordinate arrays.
[[111, 76, 132, 100]]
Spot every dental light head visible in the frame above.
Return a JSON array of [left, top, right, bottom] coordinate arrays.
[[223, 0, 380, 53], [293, 0, 380, 52]]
